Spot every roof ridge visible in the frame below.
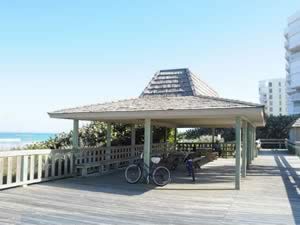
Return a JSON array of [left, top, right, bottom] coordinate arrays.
[[49, 95, 265, 116], [139, 71, 160, 97], [189, 72, 219, 97], [50, 98, 137, 114], [186, 69, 197, 96], [194, 95, 263, 107], [50, 94, 263, 114]]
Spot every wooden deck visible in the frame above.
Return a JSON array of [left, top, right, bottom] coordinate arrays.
[[0, 149, 300, 225]]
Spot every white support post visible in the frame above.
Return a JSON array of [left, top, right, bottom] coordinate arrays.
[[150, 125, 153, 147], [212, 128, 216, 150], [131, 124, 136, 161], [247, 123, 252, 168], [164, 128, 168, 151], [73, 119, 79, 150], [144, 119, 151, 178], [242, 122, 247, 178], [251, 126, 255, 161], [254, 127, 257, 158], [174, 128, 177, 150], [235, 117, 242, 190], [164, 128, 168, 143]]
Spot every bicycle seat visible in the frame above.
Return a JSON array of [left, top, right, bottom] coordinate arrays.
[[151, 157, 161, 164]]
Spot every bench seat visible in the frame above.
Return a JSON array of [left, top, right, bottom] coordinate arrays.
[[76, 158, 138, 176]]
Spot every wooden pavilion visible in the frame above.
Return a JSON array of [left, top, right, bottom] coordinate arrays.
[[49, 68, 265, 190]]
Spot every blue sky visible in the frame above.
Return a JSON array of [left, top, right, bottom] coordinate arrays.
[[0, 0, 299, 133]]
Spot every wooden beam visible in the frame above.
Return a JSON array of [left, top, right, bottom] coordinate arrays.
[[235, 117, 242, 190], [144, 119, 151, 178]]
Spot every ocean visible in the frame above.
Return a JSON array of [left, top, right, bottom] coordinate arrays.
[[0, 132, 56, 151]]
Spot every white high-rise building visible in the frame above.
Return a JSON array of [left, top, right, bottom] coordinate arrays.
[[259, 79, 287, 116], [285, 11, 300, 114]]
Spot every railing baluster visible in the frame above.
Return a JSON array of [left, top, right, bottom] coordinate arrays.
[[0, 158, 3, 185], [16, 156, 22, 183], [64, 155, 68, 175], [30, 155, 35, 181], [70, 153, 74, 174], [45, 155, 49, 178], [58, 155, 62, 177], [90, 150, 93, 163], [51, 154, 56, 177], [7, 157, 13, 184], [23, 155, 29, 185], [92, 149, 96, 162], [38, 155, 42, 180]]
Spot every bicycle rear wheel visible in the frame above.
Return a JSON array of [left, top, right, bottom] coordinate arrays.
[[152, 166, 171, 186], [125, 164, 142, 184]]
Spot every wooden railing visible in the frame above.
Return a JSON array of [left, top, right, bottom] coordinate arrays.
[[285, 139, 300, 156], [0, 149, 73, 190], [0, 141, 236, 189], [176, 142, 236, 158], [259, 139, 286, 149], [76, 145, 143, 173], [75, 143, 172, 175]]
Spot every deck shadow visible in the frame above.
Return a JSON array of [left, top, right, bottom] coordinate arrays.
[[39, 162, 236, 196], [247, 164, 282, 176], [274, 151, 300, 225]]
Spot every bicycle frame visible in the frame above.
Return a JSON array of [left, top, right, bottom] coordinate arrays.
[[135, 158, 159, 183]]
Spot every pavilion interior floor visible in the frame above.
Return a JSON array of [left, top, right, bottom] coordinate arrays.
[[1, 149, 300, 225]]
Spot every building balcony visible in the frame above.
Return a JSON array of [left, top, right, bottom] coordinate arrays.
[[290, 92, 300, 101], [287, 87, 296, 94], [285, 52, 290, 61], [286, 64, 290, 72], [284, 28, 289, 38], [285, 40, 289, 49], [288, 33, 300, 52]]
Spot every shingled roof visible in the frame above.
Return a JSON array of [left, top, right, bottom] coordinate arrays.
[[49, 68, 265, 127], [140, 68, 218, 97], [51, 96, 261, 114]]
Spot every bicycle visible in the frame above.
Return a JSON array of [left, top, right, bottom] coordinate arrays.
[[125, 153, 171, 186]]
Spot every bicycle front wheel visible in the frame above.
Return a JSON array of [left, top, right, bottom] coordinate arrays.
[[152, 166, 171, 186], [125, 164, 142, 184]]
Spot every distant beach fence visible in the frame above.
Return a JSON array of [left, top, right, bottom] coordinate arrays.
[[0, 149, 74, 190]]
